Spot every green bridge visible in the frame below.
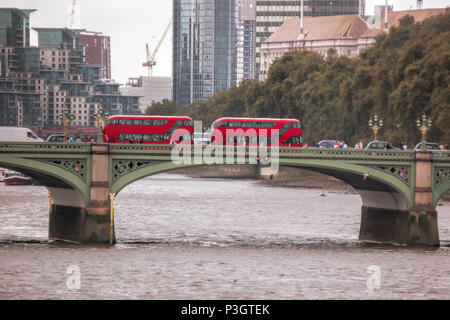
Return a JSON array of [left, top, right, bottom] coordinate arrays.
[[0, 142, 449, 246]]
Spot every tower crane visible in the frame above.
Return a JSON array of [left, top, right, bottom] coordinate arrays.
[[68, 0, 77, 29], [143, 18, 172, 76]]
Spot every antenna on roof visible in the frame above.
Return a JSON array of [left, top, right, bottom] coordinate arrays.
[[384, 0, 388, 29]]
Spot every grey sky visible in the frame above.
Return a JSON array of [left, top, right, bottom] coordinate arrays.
[[2, 0, 449, 85]]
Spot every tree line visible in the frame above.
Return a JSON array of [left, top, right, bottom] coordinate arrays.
[[145, 11, 450, 147]]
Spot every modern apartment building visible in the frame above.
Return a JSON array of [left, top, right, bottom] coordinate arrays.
[[0, 8, 35, 47], [172, 0, 238, 107], [237, 0, 257, 83], [0, 8, 139, 135], [78, 32, 111, 79], [255, 0, 361, 77]]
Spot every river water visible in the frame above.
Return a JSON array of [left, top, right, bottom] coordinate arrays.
[[0, 173, 449, 300]]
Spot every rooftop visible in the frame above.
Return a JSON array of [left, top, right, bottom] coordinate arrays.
[[379, 8, 447, 29], [0, 8, 36, 18], [32, 28, 86, 39], [264, 15, 369, 43]]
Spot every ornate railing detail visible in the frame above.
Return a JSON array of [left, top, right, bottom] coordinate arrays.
[[432, 151, 450, 162], [44, 159, 87, 182], [434, 166, 450, 188], [112, 159, 161, 183], [370, 165, 412, 186]]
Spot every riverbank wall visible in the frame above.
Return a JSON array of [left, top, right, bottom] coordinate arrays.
[[171, 165, 355, 192]]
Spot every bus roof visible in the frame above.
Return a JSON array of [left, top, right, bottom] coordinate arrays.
[[107, 115, 192, 120], [212, 117, 300, 124]]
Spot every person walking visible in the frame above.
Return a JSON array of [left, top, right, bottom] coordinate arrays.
[[355, 140, 363, 149]]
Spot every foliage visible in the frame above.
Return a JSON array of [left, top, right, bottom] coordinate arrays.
[[157, 11, 450, 147], [144, 99, 181, 116]]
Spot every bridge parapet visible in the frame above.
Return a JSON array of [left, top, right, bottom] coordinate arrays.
[[0, 142, 91, 154], [108, 143, 415, 161]]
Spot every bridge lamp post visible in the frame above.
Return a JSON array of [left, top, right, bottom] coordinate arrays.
[[416, 114, 432, 150], [368, 114, 383, 141], [59, 109, 75, 142], [93, 107, 109, 144]]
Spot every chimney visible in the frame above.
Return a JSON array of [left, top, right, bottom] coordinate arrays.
[[300, 0, 304, 34], [384, 0, 388, 29]]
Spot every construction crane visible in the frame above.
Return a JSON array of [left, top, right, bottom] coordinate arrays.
[[143, 18, 172, 76], [68, 0, 77, 29]]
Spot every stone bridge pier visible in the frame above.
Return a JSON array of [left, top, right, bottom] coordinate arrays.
[[359, 151, 439, 246], [49, 145, 114, 244]]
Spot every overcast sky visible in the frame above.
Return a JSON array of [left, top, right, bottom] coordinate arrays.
[[2, 0, 449, 85]]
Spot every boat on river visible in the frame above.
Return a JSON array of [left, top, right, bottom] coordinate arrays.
[[3, 170, 32, 186]]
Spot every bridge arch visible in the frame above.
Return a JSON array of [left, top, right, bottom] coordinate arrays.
[[434, 180, 450, 207], [110, 159, 414, 212], [278, 160, 413, 211], [0, 155, 90, 206]]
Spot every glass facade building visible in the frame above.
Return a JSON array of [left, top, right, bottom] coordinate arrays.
[[237, 0, 256, 83], [0, 8, 35, 47], [173, 0, 238, 107]]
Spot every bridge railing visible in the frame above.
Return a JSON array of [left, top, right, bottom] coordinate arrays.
[[432, 151, 450, 161], [0, 142, 91, 154], [108, 144, 415, 161], [0, 142, 425, 161]]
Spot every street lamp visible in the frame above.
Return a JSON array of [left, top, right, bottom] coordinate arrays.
[[58, 109, 75, 142], [368, 114, 383, 141], [93, 107, 109, 143], [416, 114, 432, 150]]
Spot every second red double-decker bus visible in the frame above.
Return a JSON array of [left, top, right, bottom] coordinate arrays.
[[102, 115, 193, 144], [211, 117, 302, 147]]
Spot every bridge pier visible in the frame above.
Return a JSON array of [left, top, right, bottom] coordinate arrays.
[[359, 151, 440, 246], [48, 144, 115, 244], [49, 202, 113, 244], [359, 206, 439, 246]]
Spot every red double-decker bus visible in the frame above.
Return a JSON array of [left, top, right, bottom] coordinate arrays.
[[102, 115, 193, 144], [211, 117, 302, 147]]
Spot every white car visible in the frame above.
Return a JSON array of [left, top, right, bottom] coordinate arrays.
[[46, 134, 66, 142]]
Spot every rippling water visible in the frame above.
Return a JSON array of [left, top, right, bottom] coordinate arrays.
[[0, 173, 449, 299]]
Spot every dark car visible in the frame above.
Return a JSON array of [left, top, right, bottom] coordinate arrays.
[[365, 141, 400, 150], [317, 140, 348, 148], [317, 140, 336, 148], [414, 142, 445, 151]]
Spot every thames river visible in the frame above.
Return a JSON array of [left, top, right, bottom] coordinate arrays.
[[0, 173, 449, 299]]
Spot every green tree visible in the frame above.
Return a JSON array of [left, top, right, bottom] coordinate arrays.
[[144, 99, 181, 116]]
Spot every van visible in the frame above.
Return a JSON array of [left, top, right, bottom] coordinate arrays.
[[0, 127, 43, 142]]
